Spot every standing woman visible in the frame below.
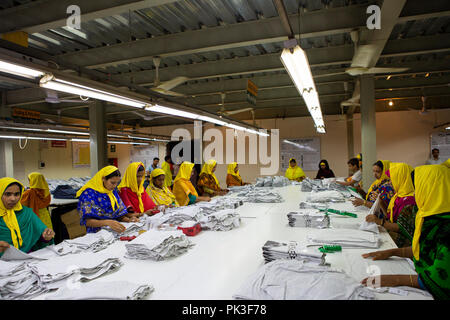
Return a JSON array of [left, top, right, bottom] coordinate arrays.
[[118, 162, 158, 217], [161, 155, 173, 189], [226, 162, 248, 187], [173, 162, 211, 206], [77, 166, 134, 234], [361, 164, 450, 300], [0, 177, 55, 256], [285, 158, 306, 182], [197, 159, 229, 197], [147, 168, 179, 208], [21, 172, 53, 229], [315, 160, 335, 179]]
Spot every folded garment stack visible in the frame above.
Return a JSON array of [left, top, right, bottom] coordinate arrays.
[[233, 259, 376, 300], [51, 229, 116, 255], [235, 188, 284, 203], [147, 206, 204, 228], [254, 176, 290, 188], [199, 209, 241, 231], [287, 210, 330, 229], [124, 230, 194, 261], [45, 280, 154, 300], [104, 221, 147, 239], [306, 190, 346, 203], [307, 229, 381, 249], [262, 240, 326, 265]]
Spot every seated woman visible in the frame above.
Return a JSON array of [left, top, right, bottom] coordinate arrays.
[[226, 162, 249, 187], [147, 168, 179, 208], [364, 162, 416, 247], [0, 177, 55, 256], [361, 164, 450, 300], [77, 166, 137, 234], [336, 158, 361, 187], [315, 160, 335, 179], [21, 172, 53, 229], [285, 158, 306, 182], [197, 159, 229, 197], [118, 162, 159, 217], [173, 161, 211, 206], [351, 160, 394, 210]]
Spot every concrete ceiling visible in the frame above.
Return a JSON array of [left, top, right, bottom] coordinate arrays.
[[0, 0, 449, 129]]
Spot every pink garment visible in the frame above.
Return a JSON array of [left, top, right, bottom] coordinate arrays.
[[389, 196, 416, 222]]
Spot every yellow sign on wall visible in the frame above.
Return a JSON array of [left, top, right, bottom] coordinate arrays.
[[12, 108, 40, 119]]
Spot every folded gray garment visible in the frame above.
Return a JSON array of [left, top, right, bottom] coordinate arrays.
[[199, 209, 241, 231], [262, 240, 326, 265], [45, 280, 154, 300], [287, 211, 330, 229], [233, 259, 376, 300]]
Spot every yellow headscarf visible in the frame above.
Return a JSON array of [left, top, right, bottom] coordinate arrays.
[[118, 162, 145, 213], [173, 162, 198, 206], [412, 164, 450, 260], [76, 165, 120, 210], [441, 158, 450, 168], [147, 169, 179, 206], [161, 161, 173, 188], [227, 162, 242, 180], [200, 159, 220, 187], [387, 163, 414, 222], [285, 158, 305, 180], [0, 178, 24, 248], [366, 160, 391, 200], [28, 172, 50, 197]]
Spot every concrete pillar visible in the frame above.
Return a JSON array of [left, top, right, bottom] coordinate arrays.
[[346, 113, 354, 175], [89, 100, 108, 176], [360, 74, 377, 189], [0, 140, 14, 178]]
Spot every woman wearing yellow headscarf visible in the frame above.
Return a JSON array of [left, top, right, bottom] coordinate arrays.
[[147, 168, 179, 207], [118, 162, 158, 217], [226, 162, 249, 187], [161, 155, 174, 188], [285, 158, 306, 182], [361, 164, 450, 300], [77, 166, 131, 234], [173, 162, 211, 206], [21, 172, 53, 229], [197, 159, 229, 196], [0, 177, 55, 257], [352, 160, 394, 209]]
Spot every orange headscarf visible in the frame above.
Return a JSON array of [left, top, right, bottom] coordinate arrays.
[[21, 172, 51, 217]]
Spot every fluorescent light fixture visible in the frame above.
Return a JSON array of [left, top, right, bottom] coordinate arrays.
[[108, 141, 148, 145], [0, 60, 44, 79], [0, 135, 67, 141], [40, 76, 146, 108], [197, 115, 227, 126], [280, 43, 326, 133], [146, 104, 199, 119], [47, 129, 89, 135], [71, 138, 89, 142], [446, 127, 450, 130]]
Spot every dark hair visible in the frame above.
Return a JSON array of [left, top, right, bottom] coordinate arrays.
[[104, 170, 121, 180], [348, 158, 360, 168], [153, 157, 160, 161], [411, 170, 415, 188], [318, 159, 330, 170], [4, 182, 22, 195], [164, 155, 171, 161], [137, 165, 145, 172], [432, 148, 439, 153], [290, 159, 296, 163], [373, 160, 383, 170]]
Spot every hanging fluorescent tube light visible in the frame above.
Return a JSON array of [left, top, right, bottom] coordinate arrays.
[[0, 60, 44, 79], [0, 135, 67, 141], [280, 40, 326, 133], [71, 138, 89, 142], [40, 75, 146, 108], [46, 129, 89, 135]]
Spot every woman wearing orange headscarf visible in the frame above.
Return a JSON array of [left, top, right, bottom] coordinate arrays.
[[197, 159, 229, 196], [21, 172, 53, 229]]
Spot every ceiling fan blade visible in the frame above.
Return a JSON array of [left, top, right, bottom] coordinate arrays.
[[151, 87, 185, 97], [157, 76, 189, 91], [366, 67, 410, 74], [350, 44, 378, 69], [223, 108, 253, 115]]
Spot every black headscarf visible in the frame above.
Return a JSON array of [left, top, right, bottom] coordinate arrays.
[[316, 159, 335, 179]]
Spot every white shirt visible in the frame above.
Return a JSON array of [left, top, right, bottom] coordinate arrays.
[[351, 170, 362, 186], [426, 158, 443, 165]]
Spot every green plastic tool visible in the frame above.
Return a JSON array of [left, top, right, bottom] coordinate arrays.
[[319, 208, 357, 218], [319, 245, 342, 253]]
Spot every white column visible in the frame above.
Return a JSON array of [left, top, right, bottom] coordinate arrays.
[[0, 140, 14, 177], [89, 100, 108, 176], [346, 113, 354, 176]]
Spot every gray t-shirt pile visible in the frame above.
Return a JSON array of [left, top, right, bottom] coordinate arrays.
[[124, 230, 194, 261], [254, 176, 290, 188], [50, 229, 116, 255], [262, 240, 325, 265], [233, 259, 376, 300], [306, 229, 380, 249], [146, 206, 204, 228], [287, 210, 330, 229], [199, 209, 241, 231]]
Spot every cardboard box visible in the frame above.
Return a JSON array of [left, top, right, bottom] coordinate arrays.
[[60, 209, 86, 239]]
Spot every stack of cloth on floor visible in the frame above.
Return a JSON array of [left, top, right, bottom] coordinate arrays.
[[29, 252, 123, 288], [287, 210, 330, 228], [124, 230, 194, 261], [147, 206, 204, 228], [0, 260, 47, 300], [306, 229, 380, 249], [50, 229, 116, 255], [306, 190, 346, 203], [44, 280, 154, 300], [233, 259, 376, 300], [199, 209, 241, 231], [262, 240, 325, 265]]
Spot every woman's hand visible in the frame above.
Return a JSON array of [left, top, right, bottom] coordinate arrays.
[[361, 275, 402, 288], [129, 216, 140, 222], [42, 228, 55, 241], [0, 241, 10, 253], [106, 220, 126, 233], [365, 214, 382, 225], [352, 198, 364, 207], [362, 249, 394, 261]]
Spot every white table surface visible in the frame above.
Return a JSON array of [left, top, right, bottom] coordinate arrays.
[[36, 185, 432, 300]]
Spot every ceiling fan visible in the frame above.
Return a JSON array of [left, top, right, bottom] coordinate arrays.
[[215, 92, 255, 124], [150, 57, 188, 97]]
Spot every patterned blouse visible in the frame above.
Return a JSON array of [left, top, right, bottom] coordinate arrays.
[[388, 204, 417, 248], [366, 179, 395, 207], [197, 173, 221, 195], [77, 188, 128, 233]]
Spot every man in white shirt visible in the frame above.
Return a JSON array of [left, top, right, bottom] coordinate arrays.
[[426, 148, 444, 165], [336, 158, 362, 187]]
